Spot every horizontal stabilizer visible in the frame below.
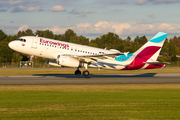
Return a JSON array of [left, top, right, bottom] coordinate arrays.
[[145, 62, 170, 65]]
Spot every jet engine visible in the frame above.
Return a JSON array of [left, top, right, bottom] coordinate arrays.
[[57, 55, 80, 67], [47, 59, 62, 67]]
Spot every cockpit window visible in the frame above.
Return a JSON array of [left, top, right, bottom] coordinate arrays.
[[18, 38, 26, 42]]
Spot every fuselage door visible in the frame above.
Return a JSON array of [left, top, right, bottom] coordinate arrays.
[[32, 38, 38, 49]]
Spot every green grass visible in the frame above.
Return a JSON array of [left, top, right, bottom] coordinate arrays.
[[0, 84, 180, 120], [0, 68, 180, 76]]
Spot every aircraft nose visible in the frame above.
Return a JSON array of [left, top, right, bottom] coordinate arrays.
[[8, 41, 14, 49]]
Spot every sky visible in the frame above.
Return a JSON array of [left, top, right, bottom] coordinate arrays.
[[0, 0, 180, 40]]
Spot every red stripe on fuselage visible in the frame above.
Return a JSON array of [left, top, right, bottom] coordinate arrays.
[[122, 46, 161, 70]]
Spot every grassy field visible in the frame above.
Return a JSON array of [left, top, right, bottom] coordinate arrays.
[[0, 84, 180, 120], [0, 68, 180, 76]]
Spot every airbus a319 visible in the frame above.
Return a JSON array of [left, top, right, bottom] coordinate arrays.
[[8, 32, 168, 76]]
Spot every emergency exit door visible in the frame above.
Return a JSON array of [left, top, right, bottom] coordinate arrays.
[[32, 38, 38, 49]]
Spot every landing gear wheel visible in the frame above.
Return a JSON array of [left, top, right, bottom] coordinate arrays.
[[75, 70, 81, 76], [83, 70, 89, 76]]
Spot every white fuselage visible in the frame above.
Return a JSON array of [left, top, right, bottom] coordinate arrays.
[[9, 36, 128, 69], [8, 32, 168, 73]]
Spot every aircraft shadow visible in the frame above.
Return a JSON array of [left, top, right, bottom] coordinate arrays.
[[33, 73, 157, 78]]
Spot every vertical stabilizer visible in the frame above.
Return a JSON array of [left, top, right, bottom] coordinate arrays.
[[123, 32, 168, 70], [131, 32, 167, 61]]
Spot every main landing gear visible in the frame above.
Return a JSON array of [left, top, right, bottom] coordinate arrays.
[[75, 69, 89, 76], [75, 63, 89, 76]]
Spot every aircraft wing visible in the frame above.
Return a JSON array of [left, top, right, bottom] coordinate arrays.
[[75, 52, 124, 57], [64, 52, 124, 63]]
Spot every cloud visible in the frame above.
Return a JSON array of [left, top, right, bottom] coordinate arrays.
[[134, 0, 180, 5], [61, 0, 78, 3], [46, 21, 180, 37], [152, 0, 180, 4], [134, 0, 148, 5], [0, 0, 40, 7], [11, 6, 42, 12], [113, 9, 124, 11], [10, 20, 14, 23], [0, 8, 8, 12], [17, 24, 29, 31], [2, 21, 180, 39], [149, 14, 156, 19], [111, 0, 127, 4], [0, 0, 23, 6], [69, 8, 96, 15], [48, 5, 66, 12], [96, 0, 106, 3], [76, 14, 87, 18]]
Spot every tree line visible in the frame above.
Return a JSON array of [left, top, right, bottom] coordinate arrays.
[[0, 29, 180, 63]]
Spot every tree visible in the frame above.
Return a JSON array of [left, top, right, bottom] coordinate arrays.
[[11, 52, 23, 63], [17, 31, 23, 37], [139, 35, 147, 45], [54, 34, 64, 40], [35, 30, 54, 39], [17, 29, 34, 37], [160, 38, 169, 56], [0, 29, 6, 41], [172, 36, 180, 48], [169, 39, 178, 56], [0, 40, 14, 62], [64, 29, 77, 42], [25, 29, 34, 36]]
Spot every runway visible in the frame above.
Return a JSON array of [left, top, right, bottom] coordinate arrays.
[[0, 73, 180, 85]]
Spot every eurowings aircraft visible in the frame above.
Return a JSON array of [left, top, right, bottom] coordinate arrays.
[[8, 32, 168, 76]]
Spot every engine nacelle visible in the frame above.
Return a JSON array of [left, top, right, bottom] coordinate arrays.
[[57, 55, 80, 67], [47, 59, 62, 67]]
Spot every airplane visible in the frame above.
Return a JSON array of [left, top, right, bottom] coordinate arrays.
[[8, 32, 168, 76]]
